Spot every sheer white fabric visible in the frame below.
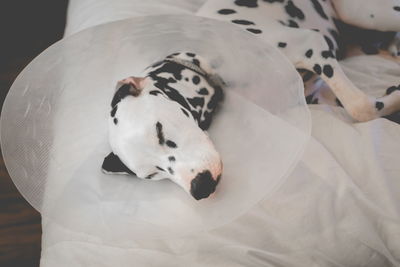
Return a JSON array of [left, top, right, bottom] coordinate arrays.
[[1, 15, 310, 241]]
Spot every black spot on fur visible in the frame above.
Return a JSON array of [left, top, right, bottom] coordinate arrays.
[[305, 49, 313, 58], [102, 152, 136, 175], [168, 156, 176, 162], [246, 28, 262, 34], [285, 0, 305, 20], [188, 97, 205, 108], [323, 65, 334, 78], [310, 0, 328, 20], [232, 19, 255, 25], [321, 50, 334, 59], [278, 42, 287, 48], [147, 57, 223, 131], [150, 61, 164, 68], [394, 6, 400, 11], [370, 14, 374, 18], [207, 85, 224, 110], [192, 75, 200, 85], [186, 52, 195, 57], [386, 85, 400, 95], [148, 61, 193, 113], [191, 111, 201, 122], [111, 84, 133, 107], [324, 35, 335, 50], [167, 167, 174, 175], [166, 140, 177, 148], [218, 8, 237, 15], [287, 19, 299, 28], [313, 64, 322, 75], [181, 108, 190, 117], [328, 28, 344, 49], [156, 166, 165, 172], [234, 0, 258, 8], [202, 85, 224, 130], [192, 59, 200, 66], [113, 118, 118, 125], [145, 172, 158, 179], [199, 111, 212, 130], [156, 122, 165, 145], [190, 170, 218, 200], [197, 88, 209, 95], [110, 105, 118, 117], [375, 101, 384, 111], [149, 90, 163, 96]]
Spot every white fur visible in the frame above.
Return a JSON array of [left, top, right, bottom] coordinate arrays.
[[196, 0, 400, 121], [108, 55, 223, 198]]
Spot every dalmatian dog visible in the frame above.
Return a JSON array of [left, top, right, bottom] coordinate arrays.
[[102, 52, 224, 200], [101, 0, 400, 200], [196, 0, 400, 122]]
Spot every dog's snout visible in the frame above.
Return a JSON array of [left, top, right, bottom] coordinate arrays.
[[190, 170, 220, 200]]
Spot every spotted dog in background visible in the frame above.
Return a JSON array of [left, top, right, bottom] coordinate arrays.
[[102, 52, 224, 200], [196, 0, 400, 121], [101, 0, 400, 199]]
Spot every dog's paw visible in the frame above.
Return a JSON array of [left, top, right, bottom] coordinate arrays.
[[388, 32, 400, 57], [371, 88, 400, 118], [346, 96, 378, 122]]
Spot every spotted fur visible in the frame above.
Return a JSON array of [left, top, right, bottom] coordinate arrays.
[[196, 0, 400, 121], [146, 53, 224, 131]]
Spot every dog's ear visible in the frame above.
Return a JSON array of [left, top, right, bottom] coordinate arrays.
[[116, 77, 147, 97], [102, 152, 136, 176], [111, 77, 148, 107]]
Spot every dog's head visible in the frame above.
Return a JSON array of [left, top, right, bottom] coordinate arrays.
[[102, 53, 223, 200]]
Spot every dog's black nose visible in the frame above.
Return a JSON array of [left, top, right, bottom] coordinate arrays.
[[190, 170, 219, 200]]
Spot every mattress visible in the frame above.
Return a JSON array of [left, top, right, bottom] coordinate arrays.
[[39, 0, 400, 266]]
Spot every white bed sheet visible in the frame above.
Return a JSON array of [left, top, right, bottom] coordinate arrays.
[[40, 1, 400, 266], [40, 113, 400, 266]]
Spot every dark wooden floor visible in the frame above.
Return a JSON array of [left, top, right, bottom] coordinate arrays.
[[0, 158, 42, 267], [0, 1, 68, 266]]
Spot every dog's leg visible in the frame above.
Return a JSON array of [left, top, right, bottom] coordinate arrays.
[[332, 0, 400, 56], [331, 0, 400, 113], [195, 0, 400, 120], [332, 0, 400, 32], [277, 27, 400, 121]]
